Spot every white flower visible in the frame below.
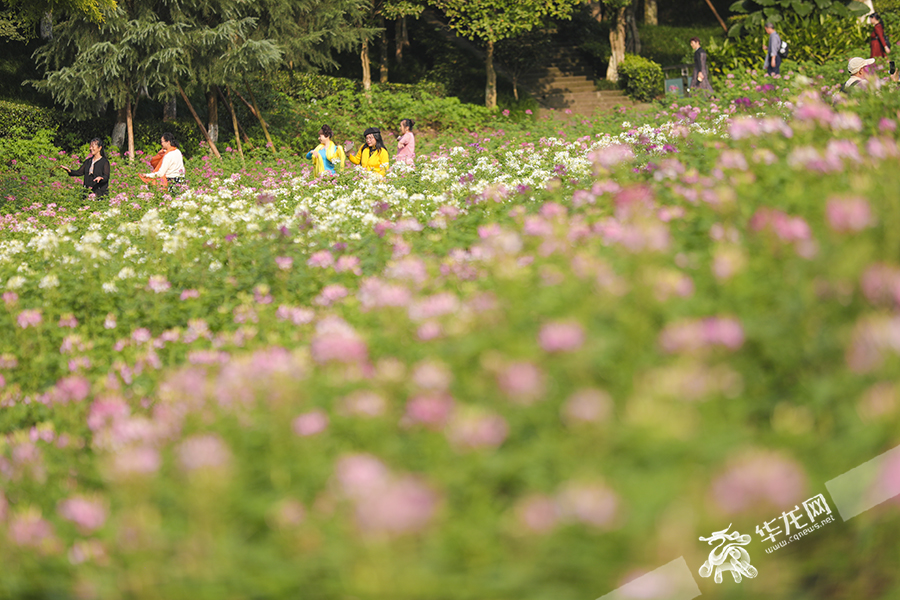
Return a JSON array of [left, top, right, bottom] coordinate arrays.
[[6, 275, 26, 290], [116, 267, 136, 280], [38, 274, 59, 289], [102, 282, 118, 294], [209, 260, 223, 272]]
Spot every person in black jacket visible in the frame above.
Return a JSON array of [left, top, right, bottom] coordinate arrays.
[[690, 37, 714, 95], [60, 138, 110, 196]]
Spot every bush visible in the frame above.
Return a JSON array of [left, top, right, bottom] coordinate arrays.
[[618, 54, 664, 102], [709, 14, 868, 74], [0, 100, 59, 138]]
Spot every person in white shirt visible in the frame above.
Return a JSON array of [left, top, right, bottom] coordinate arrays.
[[140, 132, 185, 192]]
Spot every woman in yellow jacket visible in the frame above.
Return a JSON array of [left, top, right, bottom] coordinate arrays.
[[306, 124, 346, 176], [349, 127, 390, 176]]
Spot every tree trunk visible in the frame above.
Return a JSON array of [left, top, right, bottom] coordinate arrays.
[[178, 81, 221, 159], [206, 89, 219, 143], [395, 16, 408, 64], [379, 16, 389, 83], [485, 39, 497, 109], [125, 95, 135, 164], [626, 3, 641, 55], [644, 0, 657, 25], [606, 6, 627, 83], [239, 80, 275, 150], [361, 38, 372, 91], [221, 86, 245, 166], [163, 96, 177, 122], [112, 107, 126, 149]]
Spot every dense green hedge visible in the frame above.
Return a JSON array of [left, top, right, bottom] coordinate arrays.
[[0, 99, 60, 137], [638, 24, 724, 67], [268, 71, 448, 103], [618, 54, 664, 102]]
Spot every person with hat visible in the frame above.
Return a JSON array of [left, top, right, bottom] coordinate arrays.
[[348, 127, 390, 176], [844, 57, 876, 91]]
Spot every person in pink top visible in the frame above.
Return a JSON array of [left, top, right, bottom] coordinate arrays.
[[396, 118, 416, 165]]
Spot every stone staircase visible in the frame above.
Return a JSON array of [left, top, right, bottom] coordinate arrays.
[[521, 46, 634, 116]]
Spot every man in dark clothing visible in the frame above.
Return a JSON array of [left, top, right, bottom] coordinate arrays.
[[764, 23, 782, 76], [690, 37, 713, 94]]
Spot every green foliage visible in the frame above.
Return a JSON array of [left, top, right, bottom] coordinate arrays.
[[268, 71, 446, 103], [708, 13, 867, 73], [431, 0, 581, 44], [617, 53, 663, 101], [0, 99, 59, 137], [638, 24, 724, 67], [728, 0, 870, 38]]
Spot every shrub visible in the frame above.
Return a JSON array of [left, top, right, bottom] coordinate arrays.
[[618, 54, 664, 102], [0, 100, 59, 138], [638, 24, 724, 67]]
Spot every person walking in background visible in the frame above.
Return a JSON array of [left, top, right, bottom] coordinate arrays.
[[689, 37, 714, 95], [139, 132, 185, 192], [396, 118, 416, 165], [764, 22, 782, 76], [60, 137, 110, 197], [306, 125, 345, 176], [869, 13, 891, 59], [349, 127, 390, 177]]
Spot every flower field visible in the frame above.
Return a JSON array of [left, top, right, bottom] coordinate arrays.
[[2, 72, 900, 599]]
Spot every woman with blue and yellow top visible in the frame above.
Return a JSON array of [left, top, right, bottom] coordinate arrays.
[[348, 127, 389, 176], [306, 125, 346, 176]]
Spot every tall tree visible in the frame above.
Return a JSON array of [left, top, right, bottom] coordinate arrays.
[[431, 0, 580, 108], [1, 0, 115, 39], [31, 0, 183, 162]]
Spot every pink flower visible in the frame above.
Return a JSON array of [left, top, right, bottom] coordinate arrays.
[[403, 393, 454, 429], [357, 277, 412, 311], [53, 376, 90, 403], [58, 497, 107, 533], [411, 360, 452, 391], [310, 317, 368, 364], [515, 494, 559, 534], [177, 434, 231, 471], [180, 289, 200, 300], [9, 510, 57, 550], [556, 483, 618, 528], [112, 446, 161, 476], [538, 321, 585, 353], [147, 275, 171, 293], [17, 309, 42, 329], [445, 410, 509, 450], [408, 292, 460, 321], [710, 451, 807, 514], [2, 291, 17, 306], [307, 250, 334, 268], [826, 197, 874, 233], [497, 362, 546, 404], [335, 454, 392, 499], [292, 410, 329, 436], [313, 284, 349, 306], [275, 256, 293, 270], [58, 314, 78, 328], [335, 255, 362, 275], [659, 317, 744, 353], [103, 313, 117, 329], [355, 476, 438, 535], [338, 390, 386, 417], [561, 388, 613, 425]]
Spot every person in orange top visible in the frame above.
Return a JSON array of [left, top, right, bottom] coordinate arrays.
[[348, 127, 389, 176]]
